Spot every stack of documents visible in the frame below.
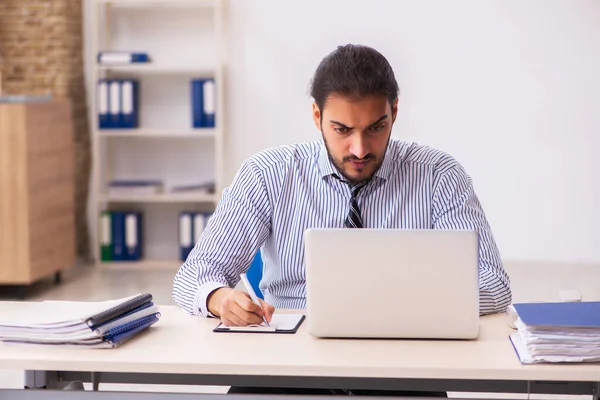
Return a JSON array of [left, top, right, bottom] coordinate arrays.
[[0, 293, 160, 348], [509, 301, 600, 363]]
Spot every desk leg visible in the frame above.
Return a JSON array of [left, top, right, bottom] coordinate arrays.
[[24, 371, 59, 389], [92, 372, 101, 391]]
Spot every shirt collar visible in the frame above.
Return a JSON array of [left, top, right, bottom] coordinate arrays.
[[317, 139, 394, 182], [373, 140, 394, 181], [317, 141, 338, 179]]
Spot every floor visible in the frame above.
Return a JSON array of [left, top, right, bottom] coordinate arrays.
[[0, 263, 593, 399]]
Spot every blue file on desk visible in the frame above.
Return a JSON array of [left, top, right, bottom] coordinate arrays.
[[513, 301, 600, 328], [509, 301, 600, 364], [0, 293, 160, 349]]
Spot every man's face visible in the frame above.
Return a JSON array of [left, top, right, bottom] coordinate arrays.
[[313, 93, 398, 184]]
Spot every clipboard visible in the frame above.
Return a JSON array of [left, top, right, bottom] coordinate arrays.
[[213, 314, 305, 334]]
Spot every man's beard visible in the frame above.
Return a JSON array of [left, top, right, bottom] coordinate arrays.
[[321, 132, 388, 185]]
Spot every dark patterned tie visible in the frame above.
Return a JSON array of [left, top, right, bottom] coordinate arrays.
[[333, 175, 368, 228]]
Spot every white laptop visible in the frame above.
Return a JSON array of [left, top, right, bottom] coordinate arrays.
[[304, 228, 480, 339]]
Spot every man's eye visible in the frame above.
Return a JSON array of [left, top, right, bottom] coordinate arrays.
[[371, 124, 385, 132], [334, 127, 350, 134]]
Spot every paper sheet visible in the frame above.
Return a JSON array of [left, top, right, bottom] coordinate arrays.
[[218, 314, 304, 332]]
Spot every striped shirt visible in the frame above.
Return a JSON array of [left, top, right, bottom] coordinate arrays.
[[172, 139, 512, 317]]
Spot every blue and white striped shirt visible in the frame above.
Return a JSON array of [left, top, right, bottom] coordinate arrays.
[[172, 139, 512, 317]]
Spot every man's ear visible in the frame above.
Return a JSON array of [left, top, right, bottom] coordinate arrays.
[[312, 102, 321, 131], [391, 98, 399, 123]]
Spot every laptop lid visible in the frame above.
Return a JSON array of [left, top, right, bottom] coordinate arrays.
[[304, 228, 480, 339]]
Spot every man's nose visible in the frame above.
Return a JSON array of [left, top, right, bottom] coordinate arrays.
[[349, 134, 370, 159]]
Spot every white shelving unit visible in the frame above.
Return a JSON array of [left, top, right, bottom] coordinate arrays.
[[89, 0, 225, 270]]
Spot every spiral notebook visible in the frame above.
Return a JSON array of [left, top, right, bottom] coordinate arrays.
[[213, 314, 305, 334]]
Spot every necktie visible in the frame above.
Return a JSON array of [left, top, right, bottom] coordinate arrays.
[[333, 175, 368, 228]]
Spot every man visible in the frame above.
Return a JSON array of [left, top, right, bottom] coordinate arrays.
[[173, 44, 511, 396]]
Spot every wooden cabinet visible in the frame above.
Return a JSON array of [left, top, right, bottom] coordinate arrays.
[[0, 99, 75, 286]]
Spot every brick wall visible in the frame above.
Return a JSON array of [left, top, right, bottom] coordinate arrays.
[[0, 0, 91, 261]]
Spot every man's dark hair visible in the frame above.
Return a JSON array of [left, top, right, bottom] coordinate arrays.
[[310, 44, 400, 113]]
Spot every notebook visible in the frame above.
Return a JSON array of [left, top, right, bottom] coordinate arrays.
[[0, 293, 152, 330], [0, 293, 158, 348], [213, 314, 305, 334]]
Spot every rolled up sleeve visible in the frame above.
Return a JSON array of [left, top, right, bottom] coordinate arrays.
[[172, 159, 272, 317], [432, 164, 512, 315]]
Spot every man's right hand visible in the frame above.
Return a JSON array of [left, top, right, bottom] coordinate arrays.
[[207, 287, 274, 327]]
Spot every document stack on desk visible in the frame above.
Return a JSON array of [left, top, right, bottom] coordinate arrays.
[[509, 301, 600, 364], [0, 293, 160, 348]]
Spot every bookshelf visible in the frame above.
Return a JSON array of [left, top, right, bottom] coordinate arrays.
[[89, 0, 225, 269]]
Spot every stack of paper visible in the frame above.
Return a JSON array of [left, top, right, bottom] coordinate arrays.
[[0, 293, 160, 348], [509, 301, 600, 363]]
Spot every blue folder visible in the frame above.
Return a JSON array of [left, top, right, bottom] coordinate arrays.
[[191, 79, 216, 128], [119, 79, 139, 129], [111, 211, 126, 261], [513, 301, 600, 328]]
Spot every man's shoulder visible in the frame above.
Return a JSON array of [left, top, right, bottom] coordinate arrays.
[[392, 139, 462, 174], [248, 140, 321, 171]]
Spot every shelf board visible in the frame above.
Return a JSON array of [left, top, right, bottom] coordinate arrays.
[[100, 192, 217, 203], [97, 0, 217, 8], [97, 259, 183, 271], [97, 128, 216, 138], [97, 64, 215, 76]]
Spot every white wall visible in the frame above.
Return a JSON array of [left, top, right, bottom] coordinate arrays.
[[84, 0, 600, 264]]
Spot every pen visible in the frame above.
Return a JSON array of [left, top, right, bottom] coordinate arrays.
[[240, 273, 270, 327]]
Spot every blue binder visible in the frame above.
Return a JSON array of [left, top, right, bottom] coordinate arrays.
[[97, 51, 150, 64], [120, 79, 139, 129], [102, 313, 160, 339], [111, 211, 126, 261], [191, 78, 216, 128], [124, 211, 142, 261], [97, 79, 109, 129], [108, 79, 121, 129], [104, 314, 160, 346], [513, 302, 600, 328], [179, 212, 194, 261]]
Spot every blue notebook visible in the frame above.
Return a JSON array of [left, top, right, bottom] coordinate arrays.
[[513, 301, 600, 328]]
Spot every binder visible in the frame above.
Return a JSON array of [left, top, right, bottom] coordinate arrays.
[[111, 211, 126, 261], [509, 301, 600, 364], [104, 314, 160, 346], [191, 78, 216, 128], [97, 51, 150, 65], [120, 79, 139, 129], [93, 303, 157, 335], [0, 293, 159, 349], [179, 212, 193, 261], [86, 293, 153, 328], [513, 301, 600, 328], [102, 313, 160, 340], [97, 79, 109, 129], [193, 212, 206, 244], [125, 211, 142, 261], [202, 79, 216, 127], [108, 80, 121, 128], [100, 210, 113, 261]]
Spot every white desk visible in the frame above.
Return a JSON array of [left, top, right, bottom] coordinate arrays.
[[1, 301, 600, 399], [2, 260, 600, 399]]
